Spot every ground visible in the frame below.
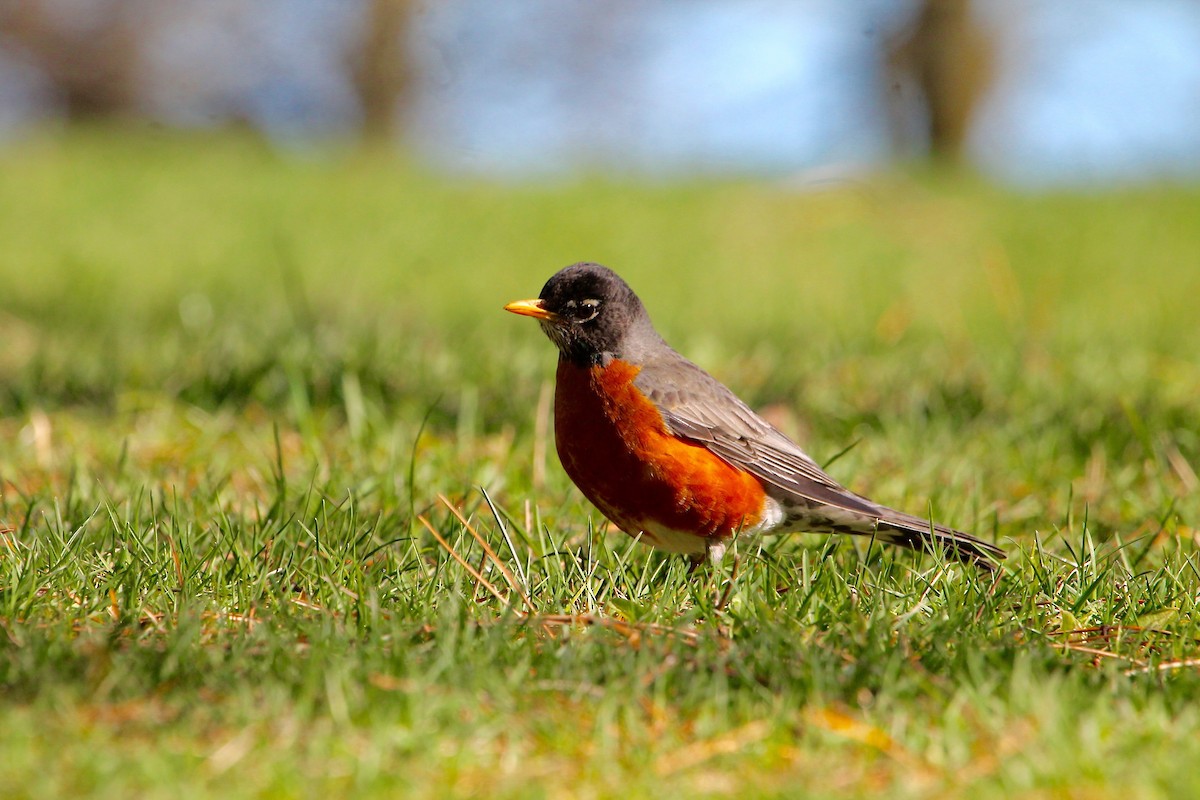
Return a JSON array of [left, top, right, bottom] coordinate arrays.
[[0, 130, 1198, 798]]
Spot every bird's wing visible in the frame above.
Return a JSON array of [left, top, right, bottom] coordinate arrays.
[[632, 353, 1005, 566], [633, 354, 880, 516]]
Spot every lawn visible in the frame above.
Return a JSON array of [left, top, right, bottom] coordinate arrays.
[[1, 129, 1198, 798]]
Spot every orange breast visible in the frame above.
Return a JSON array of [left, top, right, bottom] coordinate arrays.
[[553, 358, 767, 548]]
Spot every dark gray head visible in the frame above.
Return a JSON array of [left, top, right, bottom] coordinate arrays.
[[505, 262, 659, 365]]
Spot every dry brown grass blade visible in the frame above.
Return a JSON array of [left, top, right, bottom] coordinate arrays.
[[0, 524, 19, 556], [1124, 657, 1200, 677], [1050, 623, 1198, 669], [1050, 624, 1132, 642], [290, 595, 326, 612], [1060, 642, 1146, 668], [805, 706, 938, 783], [1164, 438, 1199, 494], [418, 514, 510, 608], [438, 494, 534, 613], [654, 720, 770, 775]]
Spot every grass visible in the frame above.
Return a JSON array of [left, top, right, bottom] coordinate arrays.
[[1, 128, 1199, 798]]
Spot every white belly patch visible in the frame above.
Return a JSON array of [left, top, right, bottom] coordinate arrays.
[[630, 496, 785, 555]]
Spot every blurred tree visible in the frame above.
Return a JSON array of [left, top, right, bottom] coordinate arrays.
[[884, 0, 994, 160], [0, 0, 147, 119], [347, 0, 414, 139]]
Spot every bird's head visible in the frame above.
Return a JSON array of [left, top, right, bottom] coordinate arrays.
[[505, 262, 658, 365]]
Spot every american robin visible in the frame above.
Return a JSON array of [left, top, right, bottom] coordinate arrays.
[[505, 262, 1005, 569]]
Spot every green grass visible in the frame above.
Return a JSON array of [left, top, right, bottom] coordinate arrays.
[[1, 128, 1199, 798]]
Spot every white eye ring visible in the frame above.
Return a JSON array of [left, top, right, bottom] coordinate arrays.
[[577, 299, 601, 321]]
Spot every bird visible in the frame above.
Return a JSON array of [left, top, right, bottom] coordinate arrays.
[[505, 262, 1005, 570]]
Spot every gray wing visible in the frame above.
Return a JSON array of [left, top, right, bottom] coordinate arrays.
[[633, 352, 1006, 566], [633, 353, 880, 516]]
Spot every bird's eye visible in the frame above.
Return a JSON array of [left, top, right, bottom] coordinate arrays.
[[576, 298, 601, 322]]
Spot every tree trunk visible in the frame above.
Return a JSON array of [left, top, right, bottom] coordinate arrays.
[[0, 0, 144, 120], [884, 0, 994, 161], [348, 0, 414, 140]]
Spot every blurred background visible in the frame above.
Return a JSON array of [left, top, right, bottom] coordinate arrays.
[[2, 0, 1198, 505], [2, 0, 1199, 187]]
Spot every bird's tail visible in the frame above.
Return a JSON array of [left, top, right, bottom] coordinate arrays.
[[862, 509, 1005, 569]]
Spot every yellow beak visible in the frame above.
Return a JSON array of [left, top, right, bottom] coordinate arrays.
[[504, 298, 559, 322]]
